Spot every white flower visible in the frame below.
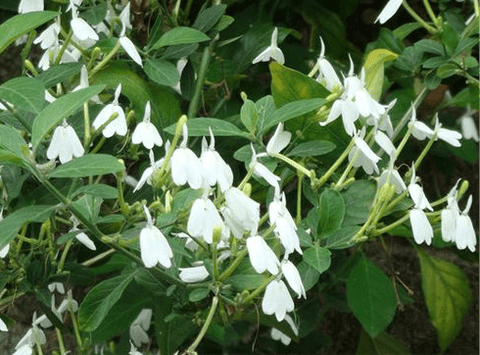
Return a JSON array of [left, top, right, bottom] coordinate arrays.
[[140, 205, 173, 268], [410, 208, 433, 245], [46, 120, 84, 164], [269, 192, 301, 256], [75, 231, 96, 250], [92, 84, 127, 138], [459, 108, 479, 141], [316, 37, 342, 91], [441, 181, 461, 243], [13, 344, 33, 355], [262, 279, 294, 322], [129, 342, 144, 355], [132, 102, 162, 149], [15, 313, 46, 353], [57, 290, 78, 314], [129, 309, 152, 347], [250, 145, 281, 192], [72, 66, 101, 104], [407, 166, 432, 211], [0, 244, 9, 258], [119, 23, 143, 67], [246, 236, 280, 274], [0, 317, 7, 332], [48, 282, 65, 294], [377, 159, 406, 194], [271, 314, 298, 346], [224, 187, 260, 235], [187, 196, 226, 244], [322, 96, 358, 136], [33, 18, 60, 49], [38, 45, 80, 70], [281, 260, 306, 299], [374, 130, 395, 158], [171, 125, 203, 189], [179, 265, 209, 283], [410, 113, 462, 147], [18, 0, 43, 13], [454, 195, 476, 252], [375, 0, 403, 24], [200, 128, 233, 192], [349, 129, 381, 175], [134, 149, 165, 192], [266, 123, 291, 155], [69, 0, 98, 44], [119, 2, 132, 31], [252, 27, 285, 65]]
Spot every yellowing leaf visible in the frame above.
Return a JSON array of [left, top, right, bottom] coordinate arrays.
[[364, 49, 398, 100]]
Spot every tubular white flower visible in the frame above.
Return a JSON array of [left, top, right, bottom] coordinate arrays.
[[271, 314, 298, 346], [171, 125, 203, 189], [46, 120, 84, 164], [454, 195, 476, 252], [179, 265, 209, 283], [119, 23, 143, 67], [48, 282, 65, 294], [119, 2, 132, 30], [322, 98, 358, 136], [441, 181, 460, 243], [281, 260, 306, 299], [377, 159, 406, 194], [252, 27, 285, 64], [75, 231, 96, 250], [93, 84, 127, 138], [269, 192, 301, 256], [134, 150, 165, 192], [375, 0, 403, 24], [410, 208, 433, 245], [187, 197, 226, 244], [57, 290, 79, 314], [18, 0, 43, 13], [266, 123, 291, 155], [224, 187, 260, 235], [129, 308, 152, 347], [33, 19, 60, 49], [246, 236, 280, 275], [408, 166, 433, 211], [316, 37, 342, 91], [140, 205, 173, 268], [375, 130, 395, 158], [459, 108, 479, 141], [262, 279, 294, 322], [132, 101, 163, 149], [200, 128, 233, 192], [349, 129, 381, 175], [250, 144, 281, 192]]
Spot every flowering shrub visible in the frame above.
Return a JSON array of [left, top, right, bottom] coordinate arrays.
[[0, 0, 478, 354]]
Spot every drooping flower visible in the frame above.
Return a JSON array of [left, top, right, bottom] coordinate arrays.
[[252, 27, 285, 65], [454, 195, 476, 252], [179, 265, 209, 283], [48, 282, 65, 294], [33, 17, 60, 49], [187, 196, 227, 244], [315, 37, 342, 91], [92, 84, 127, 138], [129, 308, 152, 347], [281, 260, 306, 299], [18, 0, 43, 13], [269, 192, 301, 256], [72, 66, 101, 104], [410, 112, 462, 147], [0, 317, 7, 332], [200, 128, 233, 192], [57, 290, 79, 315], [441, 181, 461, 243], [69, 0, 99, 44], [119, 22, 143, 67], [266, 123, 291, 155], [139, 205, 173, 268], [132, 101, 163, 149], [271, 314, 298, 346], [348, 128, 381, 175], [129, 341, 144, 355], [246, 236, 280, 275], [170, 125, 203, 189], [134, 149, 166, 192], [224, 187, 260, 236], [377, 158, 406, 194], [410, 208, 433, 245], [375, 0, 403, 24], [374, 130, 395, 158], [46, 120, 84, 164], [459, 107, 479, 142], [408, 166, 433, 211], [14, 313, 46, 355], [250, 145, 281, 192], [262, 279, 294, 322]]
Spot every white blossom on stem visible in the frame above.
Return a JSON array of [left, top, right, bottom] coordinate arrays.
[[408, 166, 433, 211], [316, 37, 342, 91], [281, 260, 306, 299], [271, 314, 298, 346], [253, 27, 285, 64], [179, 265, 209, 283], [134, 149, 166, 192], [224, 187, 260, 236], [375, 0, 403, 24], [349, 128, 381, 175], [119, 22, 143, 67], [132, 101, 162, 149], [18, 0, 43, 13], [33, 17, 60, 49], [410, 208, 433, 245], [454, 195, 476, 252], [459, 107, 479, 141], [246, 236, 280, 274], [266, 123, 291, 155], [69, 0, 98, 44], [187, 195, 227, 244], [92, 84, 127, 138], [269, 192, 301, 256], [250, 145, 281, 192], [171, 125, 203, 189], [46, 120, 84, 164], [262, 279, 294, 322], [129, 309, 152, 347], [200, 128, 233, 192]]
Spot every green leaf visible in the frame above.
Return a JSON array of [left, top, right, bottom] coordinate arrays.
[[437, 63, 461, 79], [318, 188, 345, 235], [31, 85, 104, 149], [0, 11, 59, 55], [192, 5, 226, 33], [341, 180, 376, 225], [0, 205, 54, 250], [240, 96, 258, 133], [72, 195, 102, 223], [0, 77, 45, 114], [262, 98, 326, 134], [73, 184, 118, 199], [297, 261, 321, 291], [49, 154, 123, 178], [171, 188, 202, 213], [80, 3, 108, 25], [78, 272, 135, 332], [347, 256, 397, 338], [164, 117, 247, 137], [322, 226, 359, 249], [424, 70, 442, 90], [189, 288, 210, 302], [36, 63, 83, 88], [0, 125, 29, 160], [441, 24, 459, 55], [255, 95, 276, 130], [162, 43, 199, 60], [303, 246, 331, 274], [151, 27, 210, 50], [364, 49, 398, 100], [144, 58, 180, 87], [414, 39, 445, 56], [417, 250, 472, 352], [269, 63, 330, 107], [356, 330, 410, 355], [288, 140, 336, 157], [393, 22, 423, 39]]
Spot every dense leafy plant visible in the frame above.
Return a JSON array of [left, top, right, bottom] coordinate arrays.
[[0, 0, 478, 354]]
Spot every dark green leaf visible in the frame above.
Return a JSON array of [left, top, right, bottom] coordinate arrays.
[[162, 44, 199, 60], [192, 5, 226, 33], [341, 180, 376, 225], [80, 3, 108, 25], [73, 184, 118, 199], [36, 63, 83, 88], [437, 63, 461, 78], [318, 188, 345, 235], [356, 330, 410, 355], [0, 77, 45, 114], [393, 22, 423, 39], [322, 226, 359, 249], [297, 261, 320, 292], [144, 58, 180, 87], [164, 117, 247, 137], [189, 288, 210, 302], [414, 39, 445, 56], [303, 245, 331, 274], [240, 96, 258, 133], [49, 154, 123, 178], [347, 256, 397, 338], [288, 140, 336, 157], [151, 27, 210, 50]]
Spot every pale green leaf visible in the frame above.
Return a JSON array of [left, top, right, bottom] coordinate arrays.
[[318, 188, 345, 235], [151, 27, 210, 50], [364, 49, 399, 100], [73, 184, 118, 199], [303, 245, 331, 274], [356, 330, 410, 355], [164, 117, 248, 137], [0, 77, 45, 114], [288, 140, 336, 157], [417, 250, 472, 352], [144, 58, 180, 87]]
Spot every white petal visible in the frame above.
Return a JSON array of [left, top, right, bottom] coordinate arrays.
[[0, 317, 7, 332], [282, 260, 306, 298], [71, 18, 99, 42], [0, 244, 9, 258], [410, 209, 433, 245], [438, 128, 462, 147], [18, 0, 43, 13], [266, 123, 291, 154], [140, 225, 172, 268], [65, 125, 84, 158], [246, 236, 280, 275], [375, 130, 395, 157], [120, 36, 143, 67], [441, 208, 457, 242], [408, 183, 433, 211], [375, 0, 403, 24], [179, 266, 209, 283], [75, 232, 96, 250]]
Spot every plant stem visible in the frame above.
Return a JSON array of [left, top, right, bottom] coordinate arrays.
[[0, 98, 31, 132], [58, 239, 73, 273], [242, 274, 276, 305], [219, 249, 247, 282], [89, 40, 121, 78], [56, 327, 67, 355], [187, 39, 216, 119], [391, 87, 428, 143], [186, 295, 219, 354], [81, 249, 115, 266], [401, 0, 438, 34], [270, 152, 313, 179], [69, 308, 83, 349], [422, 0, 440, 29], [54, 30, 73, 65], [296, 173, 304, 224], [83, 102, 91, 149]]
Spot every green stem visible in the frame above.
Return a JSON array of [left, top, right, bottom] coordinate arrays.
[[401, 0, 438, 34], [219, 249, 248, 282], [0, 291, 26, 310], [391, 87, 428, 143], [116, 174, 129, 216], [474, 0, 480, 18], [422, 0, 440, 29], [413, 129, 437, 171], [374, 213, 410, 236], [35, 339, 44, 355], [56, 327, 67, 355], [83, 102, 91, 149], [242, 274, 276, 305], [54, 30, 73, 65], [81, 249, 115, 267], [187, 39, 216, 119], [296, 173, 304, 224], [0, 98, 31, 132], [89, 40, 121, 78], [58, 239, 73, 273], [90, 136, 106, 154], [69, 309, 83, 349], [186, 295, 219, 354], [270, 152, 313, 179]]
